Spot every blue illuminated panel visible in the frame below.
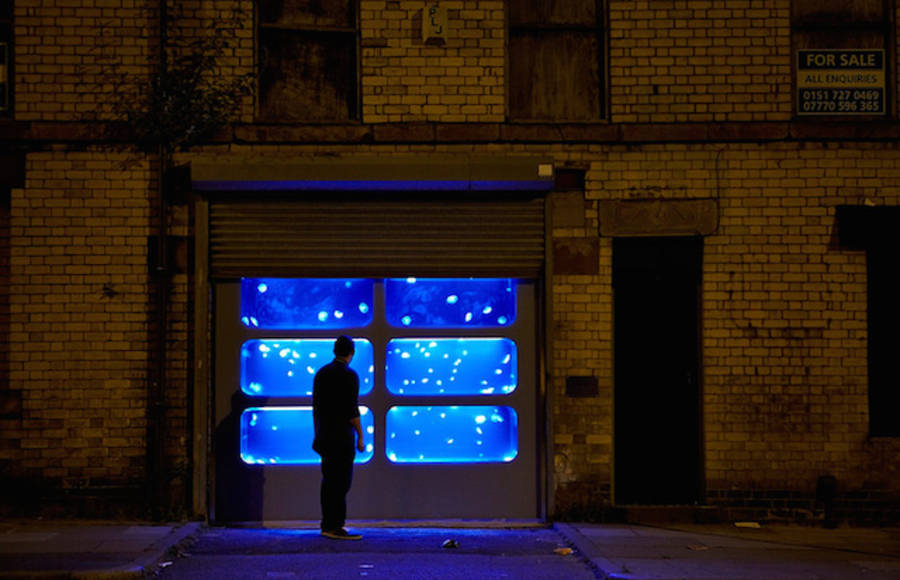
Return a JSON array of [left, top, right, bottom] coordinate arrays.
[[241, 278, 373, 329], [240, 406, 374, 465], [385, 406, 518, 463], [241, 338, 374, 397], [385, 338, 517, 396], [385, 278, 516, 327]]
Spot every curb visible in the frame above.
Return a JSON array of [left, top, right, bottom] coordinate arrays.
[[127, 522, 203, 578], [554, 523, 689, 580], [553, 523, 621, 580]]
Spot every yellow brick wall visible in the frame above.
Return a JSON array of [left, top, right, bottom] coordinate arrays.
[[352, 1, 799, 124], [608, 1, 792, 123], [703, 143, 900, 492], [13, 2, 156, 122], [12, 1, 253, 125], [13, 2, 894, 125], [185, 142, 900, 512], [5, 151, 153, 486], [5, 0, 900, 518], [586, 142, 900, 498], [550, 269, 613, 512], [360, 0, 505, 123], [4, 138, 899, 513]]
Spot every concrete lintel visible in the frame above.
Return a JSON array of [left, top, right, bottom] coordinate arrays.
[[598, 198, 719, 237]]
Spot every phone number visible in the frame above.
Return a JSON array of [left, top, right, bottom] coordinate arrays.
[[799, 89, 883, 113]]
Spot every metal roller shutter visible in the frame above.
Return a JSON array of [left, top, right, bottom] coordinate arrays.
[[208, 197, 546, 278]]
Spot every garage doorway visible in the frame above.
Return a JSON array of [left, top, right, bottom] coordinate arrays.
[[213, 278, 539, 522]]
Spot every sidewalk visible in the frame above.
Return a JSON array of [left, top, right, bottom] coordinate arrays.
[[1, 519, 898, 580], [0, 520, 201, 580], [555, 522, 900, 580]]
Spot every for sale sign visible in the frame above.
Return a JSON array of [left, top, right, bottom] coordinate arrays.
[[797, 49, 886, 115]]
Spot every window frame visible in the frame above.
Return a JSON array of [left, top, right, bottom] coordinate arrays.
[[791, 0, 895, 119], [255, 0, 360, 123], [507, 0, 607, 122]]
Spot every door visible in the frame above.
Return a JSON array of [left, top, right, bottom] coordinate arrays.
[[613, 237, 702, 505], [213, 277, 539, 522]]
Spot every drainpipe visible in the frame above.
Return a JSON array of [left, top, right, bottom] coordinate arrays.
[[147, 0, 170, 519]]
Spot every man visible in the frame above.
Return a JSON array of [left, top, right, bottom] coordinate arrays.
[[312, 335, 365, 540]]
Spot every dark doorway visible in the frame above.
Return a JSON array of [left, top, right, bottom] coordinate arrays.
[[867, 244, 900, 437], [613, 236, 702, 505]]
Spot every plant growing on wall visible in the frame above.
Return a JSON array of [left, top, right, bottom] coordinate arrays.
[[101, 3, 255, 519], [128, 30, 253, 152], [121, 8, 253, 153]]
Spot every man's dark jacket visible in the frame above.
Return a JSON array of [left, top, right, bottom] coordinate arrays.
[[312, 359, 360, 454]]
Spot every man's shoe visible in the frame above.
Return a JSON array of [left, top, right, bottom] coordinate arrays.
[[321, 528, 362, 540]]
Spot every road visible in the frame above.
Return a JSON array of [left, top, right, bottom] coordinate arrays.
[[155, 525, 598, 580]]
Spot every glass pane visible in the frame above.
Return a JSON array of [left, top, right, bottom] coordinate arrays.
[[385, 278, 516, 328], [240, 406, 374, 465], [385, 406, 518, 464], [385, 338, 517, 396], [242, 338, 374, 397], [241, 278, 373, 329]]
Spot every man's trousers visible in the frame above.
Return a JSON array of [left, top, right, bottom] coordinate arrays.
[[319, 450, 354, 531]]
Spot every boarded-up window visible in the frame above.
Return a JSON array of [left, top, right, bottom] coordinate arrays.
[[257, 0, 357, 122], [794, 0, 885, 27], [793, 0, 890, 115], [509, 1, 604, 121], [794, 0, 887, 48]]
